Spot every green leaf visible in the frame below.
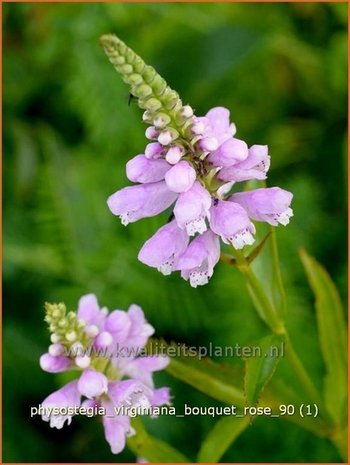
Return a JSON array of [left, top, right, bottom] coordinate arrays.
[[244, 334, 285, 406], [127, 418, 190, 463], [197, 415, 249, 462], [299, 248, 347, 426], [160, 340, 245, 407]]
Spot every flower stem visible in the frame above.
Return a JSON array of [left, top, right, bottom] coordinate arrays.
[[223, 247, 324, 410], [230, 248, 285, 335], [284, 333, 323, 407]]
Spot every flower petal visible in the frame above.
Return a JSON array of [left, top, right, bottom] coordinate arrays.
[[138, 220, 189, 275], [174, 181, 211, 236], [107, 182, 177, 225], [126, 155, 171, 183]]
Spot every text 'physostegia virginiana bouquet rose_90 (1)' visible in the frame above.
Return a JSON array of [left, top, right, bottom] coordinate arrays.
[[101, 35, 293, 287]]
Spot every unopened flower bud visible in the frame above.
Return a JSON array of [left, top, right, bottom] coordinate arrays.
[[50, 333, 61, 343], [165, 146, 184, 165], [40, 353, 71, 373], [94, 331, 113, 348], [145, 142, 163, 159], [133, 84, 152, 99], [48, 343, 65, 357], [181, 105, 193, 118], [144, 98, 162, 113], [165, 161, 196, 193], [142, 110, 153, 123], [52, 309, 61, 318], [145, 126, 159, 140], [158, 128, 179, 146], [127, 73, 143, 86], [75, 355, 91, 369], [153, 113, 171, 129], [85, 324, 99, 338], [78, 368, 108, 399], [65, 331, 77, 342], [58, 319, 68, 328], [120, 63, 133, 75]]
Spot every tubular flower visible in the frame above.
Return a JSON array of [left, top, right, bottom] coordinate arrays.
[[101, 34, 293, 287], [39, 294, 170, 455]]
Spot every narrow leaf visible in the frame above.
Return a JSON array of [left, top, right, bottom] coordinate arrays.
[[299, 248, 347, 425], [244, 334, 285, 406], [198, 415, 249, 462], [160, 340, 245, 407]]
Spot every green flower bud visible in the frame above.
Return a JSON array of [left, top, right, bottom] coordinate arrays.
[[100, 34, 191, 137], [143, 98, 162, 113], [132, 84, 153, 99], [126, 73, 143, 86], [153, 112, 172, 129]]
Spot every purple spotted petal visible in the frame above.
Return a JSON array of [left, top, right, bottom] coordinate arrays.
[[122, 356, 169, 387], [209, 200, 256, 249], [107, 182, 177, 225], [41, 381, 81, 429], [177, 230, 220, 287], [102, 400, 134, 454], [218, 144, 270, 182], [126, 155, 171, 183], [108, 379, 152, 408], [174, 181, 211, 236], [138, 220, 189, 275], [231, 187, 293, 226]]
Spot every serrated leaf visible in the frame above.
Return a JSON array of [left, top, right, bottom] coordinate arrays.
[[197, 415, 249, 462], [128, 417, 190, 463], [299, 248, 347, 426], [244, 334, 285, 406]]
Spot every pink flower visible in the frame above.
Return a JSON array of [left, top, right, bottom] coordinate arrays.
[[41, 381, 81, 429], [209, 200, 256, 249], [177, 230, 220, 287], [218, 144, 270, 182], [138, 220, 189, 275], [40, 295, 171, 455], [126, 155, 171, 183], [231, 187, 293, 226], [107, 182, 177, 225], [173, 181, 211, 236], [164, 160, 196, 193], [207, 138, 248, 167]]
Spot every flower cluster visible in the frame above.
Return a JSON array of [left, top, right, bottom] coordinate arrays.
[[40, 294, 170, 454], [101, 35, 293, 288]]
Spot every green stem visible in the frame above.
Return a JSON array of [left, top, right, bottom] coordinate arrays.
[[231, 248, 285, 335], [270, 227, 287, 316], [224, 247, 323, 410], [284, 334, 323, 407]]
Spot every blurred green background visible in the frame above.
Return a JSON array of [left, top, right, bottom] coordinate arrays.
[[3, 2, 347, 463]]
